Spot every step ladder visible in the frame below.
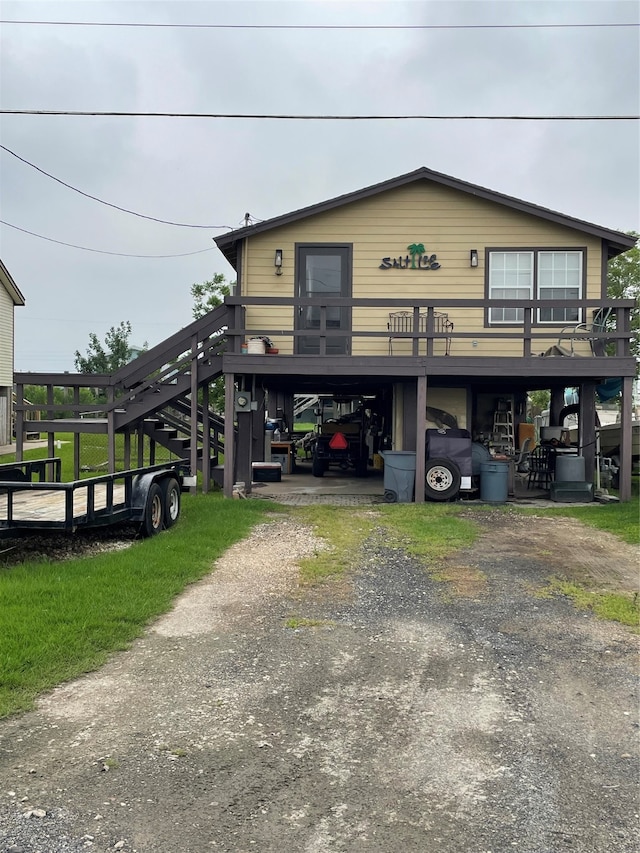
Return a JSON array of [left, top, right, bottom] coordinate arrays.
[[492, 402, 515, 454]]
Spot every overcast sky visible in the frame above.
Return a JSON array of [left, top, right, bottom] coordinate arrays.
[[1, 0, 638, 372]]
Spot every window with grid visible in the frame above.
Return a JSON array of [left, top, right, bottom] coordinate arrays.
[[537, 251, 582, 323], [489, 250, 584, 325], [488, 252, 533, 323]]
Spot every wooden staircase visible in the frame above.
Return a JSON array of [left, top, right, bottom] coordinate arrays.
[[13, 304, 233, 489]]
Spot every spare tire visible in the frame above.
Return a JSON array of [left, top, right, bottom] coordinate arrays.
[[425, 457, 461, 501]]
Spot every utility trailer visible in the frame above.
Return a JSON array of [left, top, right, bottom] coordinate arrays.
[[0, 458, 186, 539]]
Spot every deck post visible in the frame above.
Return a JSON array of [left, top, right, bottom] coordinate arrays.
[[15, 382, 24, 462], [73, 386, 80, 479], [415, 375, 427, 503], [579, 381, 597, 486], [190, 333, 199, 493], [619, 375, 632, 502], [202, 382, 211, 494], [223, 373, 235, 498]]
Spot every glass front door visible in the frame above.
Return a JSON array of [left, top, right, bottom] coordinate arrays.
[[295, 245, 352, 355]]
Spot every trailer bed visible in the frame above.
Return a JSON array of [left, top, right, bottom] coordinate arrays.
[[0, 458, 186, 537], [0, 483, 126, 525]]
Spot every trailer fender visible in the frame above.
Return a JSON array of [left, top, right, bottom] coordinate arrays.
[[131, 469, 181, 528]]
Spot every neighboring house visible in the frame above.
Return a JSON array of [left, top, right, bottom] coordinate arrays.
[[0, 259, 25, 446], [214, 166, 637, 500]]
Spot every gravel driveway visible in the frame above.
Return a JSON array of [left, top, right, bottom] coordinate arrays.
[[0, 510, 638, 853]]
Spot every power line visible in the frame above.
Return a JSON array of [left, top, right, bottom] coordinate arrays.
[[1, 20, 638, 30], [1, 110, 637, 120], [0, 144, 231, 229], [0, 219, 218, 258]]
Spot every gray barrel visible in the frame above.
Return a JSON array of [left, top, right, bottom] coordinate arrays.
[[480, 461, 509, 503], [381, 451, 416, 503], [555, 455, 585, 483]]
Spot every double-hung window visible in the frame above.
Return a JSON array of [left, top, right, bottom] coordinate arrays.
[[488, 249, 583, 325], [488, 252, 533, 323], [537, 251, 582, 323]]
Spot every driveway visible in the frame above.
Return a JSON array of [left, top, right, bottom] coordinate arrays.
[[0, 510, 638, 853]]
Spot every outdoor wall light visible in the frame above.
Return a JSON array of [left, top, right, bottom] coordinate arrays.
[[470, 249, 479, 268], [274, 249, 283, 275]]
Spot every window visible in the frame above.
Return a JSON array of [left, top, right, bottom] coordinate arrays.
[[537, 251, 581, 323], [488, 250, 584, 325], [489, 252, 533, 323]]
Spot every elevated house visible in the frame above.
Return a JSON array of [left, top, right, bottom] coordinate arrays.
[[0, 259, 25, 446], [13, 168, 637, 501]]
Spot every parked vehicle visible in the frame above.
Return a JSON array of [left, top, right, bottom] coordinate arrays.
[[0, 458, 186, 538], [310, 397, 375, 478]]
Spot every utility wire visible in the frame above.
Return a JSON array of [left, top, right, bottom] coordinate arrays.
[[0, 20, 637, 30], [0, 219, 218, 258], [0, 144, 230, 229], [1, 110, 637, 120]]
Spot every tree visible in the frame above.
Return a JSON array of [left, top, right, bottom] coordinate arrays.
[[607, 231, 639, 362], [191, 273, 233, 320], [74, 321, 141, 373], [190, 274, 235, 413]]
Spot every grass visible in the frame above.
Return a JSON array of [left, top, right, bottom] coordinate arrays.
[[0, 493, 276, 719], [377, 502, 478, 566], [284, 616, 331, 629], [539, 579, 640, 629], [0, 433, 180, 481], [293, 505, 376, 582], [515, 477, 640, 545]]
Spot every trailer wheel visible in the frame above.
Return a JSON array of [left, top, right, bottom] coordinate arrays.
[[142, 482, 164, 537], [425, 457, 461, 501], [311, 455, 325, 477], [162, 477, 181, 528]]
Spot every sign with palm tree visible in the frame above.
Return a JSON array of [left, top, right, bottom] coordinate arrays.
[[407, 243, 425, 269], [378, 242, 441, 270]]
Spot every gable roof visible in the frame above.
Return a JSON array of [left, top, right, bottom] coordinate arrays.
[[0, 259, 25, 306], [215, 166, 636, 268]]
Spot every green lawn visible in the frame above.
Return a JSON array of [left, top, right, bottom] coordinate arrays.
[[0, 494, 278, 718], [515, 477, 639, 545], [1, 432, 180, 481]]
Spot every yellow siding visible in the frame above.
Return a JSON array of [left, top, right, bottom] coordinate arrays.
[[240, 182, 603, 357]]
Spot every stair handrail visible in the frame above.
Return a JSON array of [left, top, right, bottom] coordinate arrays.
[[111, 304, 230, 390]]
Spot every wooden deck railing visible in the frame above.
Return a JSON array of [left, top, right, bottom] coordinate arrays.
[[224, 296, 634, 358]]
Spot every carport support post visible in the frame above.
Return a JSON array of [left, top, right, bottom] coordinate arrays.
[[223, 373, 235, 498], [550, 387, 565, 428], [619, 375, 633, 502], [236, 410, 253, 494], [579, 381, 597, 486], [251, 385, 266, 462], [415, 375, 427, 503]]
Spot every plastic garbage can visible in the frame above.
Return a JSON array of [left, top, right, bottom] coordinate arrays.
[[555, 455, 585, 483], [381, 451, 416, 503], [480, 461, 509, 503]]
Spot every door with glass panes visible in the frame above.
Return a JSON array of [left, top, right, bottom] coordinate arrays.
[[295, 245, 352, 355]]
